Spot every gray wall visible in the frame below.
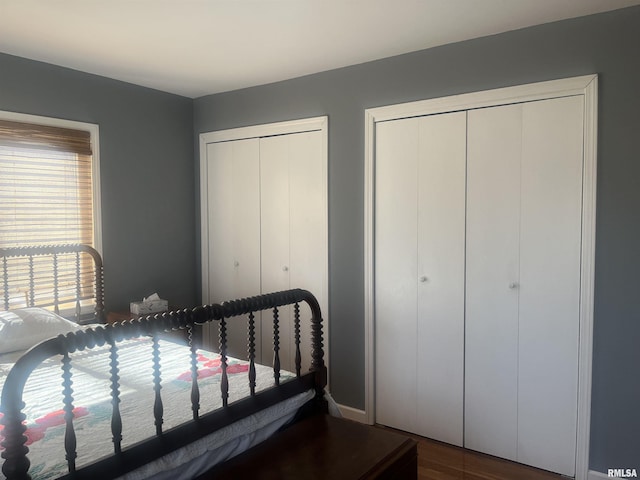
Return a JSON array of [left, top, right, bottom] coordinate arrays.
[[194, 6, 640, 472], [0, 53, 197, 311]]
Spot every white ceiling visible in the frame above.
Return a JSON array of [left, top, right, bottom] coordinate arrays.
[[1, 0, 639, 98]]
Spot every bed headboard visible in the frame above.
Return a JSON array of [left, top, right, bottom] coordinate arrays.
[[0, 244, 105, 324]]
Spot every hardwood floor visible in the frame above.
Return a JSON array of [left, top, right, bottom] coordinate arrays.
[[375, 426, 567, 480]]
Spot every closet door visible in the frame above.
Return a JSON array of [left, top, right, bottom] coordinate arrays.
[[465, 104, 522, 461], [288, 131, 326, 374], [375, 112, 466, 445], [375, 117, 419, 434], [465, 96, 583, 476], [206, 139, 261, 360], [517, 96, 582, 476], [260, 131, 325, 373]]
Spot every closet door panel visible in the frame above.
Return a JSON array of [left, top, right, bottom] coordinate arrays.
[[206, 139, 261, 359], [375, 117, 419, 433], [517, 96, 583, 476], [289, 131, 325, 374], [260, 131, 325, 373], [260, 135, 293, 368], [465, 105, 522, 460], [416, 112, 466, 446], [375, 113, 465, 441]]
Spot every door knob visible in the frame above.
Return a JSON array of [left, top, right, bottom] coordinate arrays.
[[509, 282, 519, 289], [282, 266, 289, 272], [419, 276, 428, 283], [233, 260, 240, 267]]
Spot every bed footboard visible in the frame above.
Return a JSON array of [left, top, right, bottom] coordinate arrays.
[[1, 288, 326, 480]]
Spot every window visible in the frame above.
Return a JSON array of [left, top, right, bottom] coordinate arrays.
[[0, 113, 100, 250], [0, 112, 101, 312]]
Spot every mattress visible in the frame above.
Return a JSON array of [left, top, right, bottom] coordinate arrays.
[[0, 335, 300, 480]]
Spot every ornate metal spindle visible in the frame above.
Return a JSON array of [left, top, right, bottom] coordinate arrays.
[[109, 340, 123, 453], [219, 317, 229, 407], [2, 256, 9, 310], [61, 352, 78, 473], [53, 253, 60, 314], [75, 252, 81, 321], [152, 335, 164, 435], [310, 304, 325, 373], [0, 406, 29, 479], [294, 302, 302, 377], [96, 263, 105, 323], [247, 311, 257, 396], [28, 256, 34, 307], [272, 307, 281, 386], [188, 324, 200, 420]]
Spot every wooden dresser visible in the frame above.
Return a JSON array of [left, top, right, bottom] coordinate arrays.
[[202, 414, 417, 479]]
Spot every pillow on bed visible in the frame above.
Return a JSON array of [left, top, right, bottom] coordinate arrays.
[[0, 308, 82, 354]]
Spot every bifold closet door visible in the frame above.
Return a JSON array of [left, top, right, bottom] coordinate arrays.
[[465, 104, 522, 461], [465, 96, 583, 477], [206, 139, 261, 360], [375, 112, 465, 446], [260, 131, 325, 374]]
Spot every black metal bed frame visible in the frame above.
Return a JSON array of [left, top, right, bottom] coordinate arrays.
[[0, 244, 105, 324], [0, 245, 326, 480]]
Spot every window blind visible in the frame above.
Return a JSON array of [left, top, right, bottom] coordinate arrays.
[[0, 119, 94, 249]]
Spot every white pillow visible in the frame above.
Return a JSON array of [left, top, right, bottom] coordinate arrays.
[[0, 308, 81, 354]]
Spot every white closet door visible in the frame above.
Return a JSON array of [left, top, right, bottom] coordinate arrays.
[[375, 112, 465, 444], [260, 131, 325, 373], [517, 96, 583, 477], [260, 135, 291, 368], [375, 117, 420, 433], [466, 97, 583, 476], [288, 130, 326, 374], [375, 118, 420, 433], [416, 112, 466, 446], [206, 139, 261, 360], [465, 104, 522, 460]]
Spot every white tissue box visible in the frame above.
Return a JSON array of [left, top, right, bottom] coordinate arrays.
[[130, 299, 168, 315]]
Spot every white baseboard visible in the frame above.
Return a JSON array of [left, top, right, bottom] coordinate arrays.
[[337, 403, 369, 424], [589, 470, 609, 480]]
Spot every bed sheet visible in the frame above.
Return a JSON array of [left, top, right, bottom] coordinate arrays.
[[0, 337, 293, 479], [122, 389, 316, 480]]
